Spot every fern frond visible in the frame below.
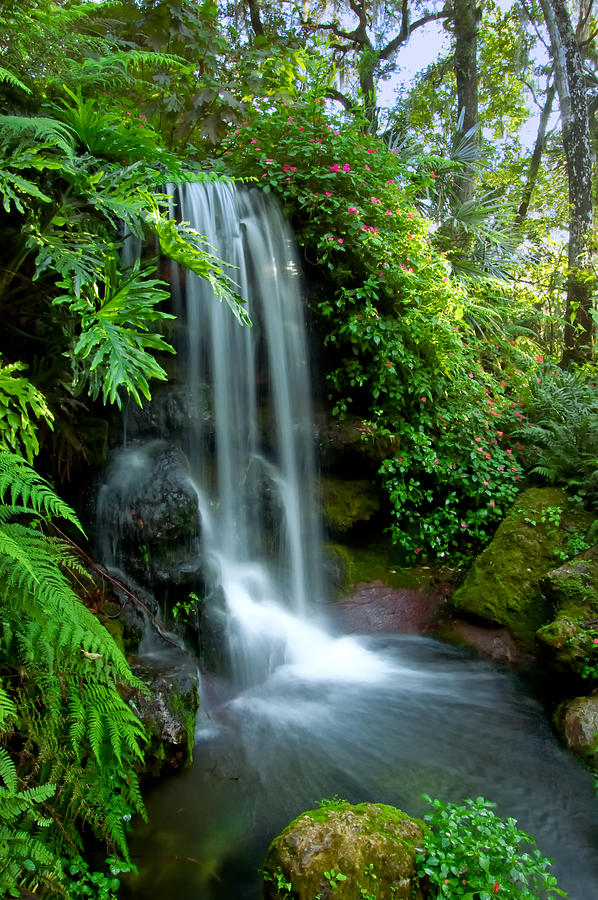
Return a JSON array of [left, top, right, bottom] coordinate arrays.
[[0, 115, 75, 158], [0, 681, 17, 729], [0, 748, 17, 792], [0, 452, 81, 528], [0, 65, 32, 94]]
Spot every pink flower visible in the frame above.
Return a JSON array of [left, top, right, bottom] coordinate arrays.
[[343, 163, 351, 171], [365, 164, 370, 170], [325, 191, 332, 196], [348, 207, 359, 214], [593, 638, 598, 644], [330, 164, 340, 171], [338, 238, 343, 244], [421, 396, 427, 402], [139, 114, 148, 121], [416, 548, 422, 553]]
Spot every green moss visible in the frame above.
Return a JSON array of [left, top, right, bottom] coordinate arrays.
[[452, 487, 594, 648], [536, 548, 598, 675], [170, 688, 199, 767], [327, 539, 435, 595], [98, 611, 126, 655], [264, 801, 424, 900], [321, 477, 381, 534]]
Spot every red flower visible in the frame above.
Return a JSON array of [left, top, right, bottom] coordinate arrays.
[[493, 883, 499, 893]]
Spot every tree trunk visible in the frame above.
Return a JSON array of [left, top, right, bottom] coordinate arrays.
[[453, 0, 480, 205], [540, 0, 594, 365]]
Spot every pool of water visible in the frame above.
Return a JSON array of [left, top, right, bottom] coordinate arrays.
[[123, 635, 598, 900]]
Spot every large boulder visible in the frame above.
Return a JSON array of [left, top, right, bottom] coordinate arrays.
[[451, 487, 593, 648], [536, 546, 598, 676], [262, 801, 424, 900]]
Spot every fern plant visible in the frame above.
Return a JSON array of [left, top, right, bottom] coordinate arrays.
[[0, 452, 148, 896], [520, 367, 598, 494]]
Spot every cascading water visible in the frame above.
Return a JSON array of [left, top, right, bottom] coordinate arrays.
[[107, 183, 598, 900], [171, 181, 331, 686]]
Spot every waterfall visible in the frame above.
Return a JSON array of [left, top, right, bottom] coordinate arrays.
[[111, 182, 598, 900], [172, 181, 328, 686]]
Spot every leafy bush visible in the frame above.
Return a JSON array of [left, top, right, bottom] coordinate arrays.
[[221, 95, 528, 560], [417, 795, 566, 899]]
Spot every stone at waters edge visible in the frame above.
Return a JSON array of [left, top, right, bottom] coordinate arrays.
[[121, 658, 199, 778], [262, 801, 424, 900], [555, 694, 598, 763], [451, 487, 594, 649]]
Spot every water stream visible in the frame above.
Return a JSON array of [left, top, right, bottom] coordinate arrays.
[[110, 183, 598, 899]]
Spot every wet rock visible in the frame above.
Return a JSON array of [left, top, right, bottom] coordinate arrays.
[[451, 487, 593, 648], [334, 580, 449, 634], [98, 441, 201, 585], [437, 619, 529, 666], [263, 801, 423, 900], [122, 384, 212, 444], [555, 694, 598, 764], [123, 655, 199, 778]]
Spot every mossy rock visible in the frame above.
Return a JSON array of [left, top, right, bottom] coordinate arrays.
[[536, 546, 598, 676], [325, 540, 435, 596], [554, 694, 598, 765], [262, 801, 424, 900], [321, 477, 381, 535], [451, 487, 594, 648]]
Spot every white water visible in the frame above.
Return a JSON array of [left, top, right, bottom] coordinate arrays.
[[172, 181, 340, 686], [112, 183, 598, 900]]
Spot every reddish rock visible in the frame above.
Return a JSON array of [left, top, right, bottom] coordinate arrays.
[[333, 579, 450, 634]]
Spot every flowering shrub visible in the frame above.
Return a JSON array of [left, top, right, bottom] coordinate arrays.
[[219, 96, 529, 561], [417, 795, 566, 900]]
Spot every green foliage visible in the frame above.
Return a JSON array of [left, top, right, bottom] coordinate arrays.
[[0, 452, 147, 895], [417, 795, 566, 899], [0, 360, 54, 462], [221, 93, 528, 560], [519, 366, 598, 500]]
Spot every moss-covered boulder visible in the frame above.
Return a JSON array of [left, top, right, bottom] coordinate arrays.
[[321, 477, 381, 535], [262, 801, 423, 900], [451, 488, 593, 648], [536, 547, 598, 676], [554, 694, 598, 765]]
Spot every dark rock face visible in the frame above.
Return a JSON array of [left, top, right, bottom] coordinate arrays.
[[98, 441, 201, 586], [263, 801, 423, 900], [123, 656, 200, 778]]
